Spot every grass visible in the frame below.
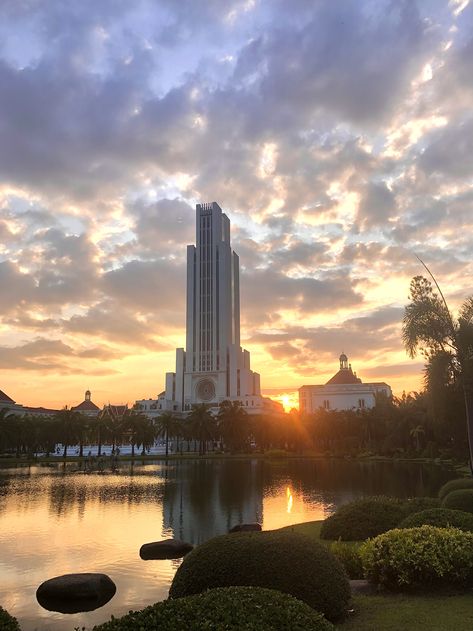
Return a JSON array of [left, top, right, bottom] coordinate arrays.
[[340, 594, 473, 631]]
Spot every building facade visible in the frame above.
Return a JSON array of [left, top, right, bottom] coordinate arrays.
[[161, 202, 263, 413], [299, 354, 392, 413]]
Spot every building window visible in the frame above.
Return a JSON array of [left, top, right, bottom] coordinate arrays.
[[358, 399, 365, 409], [323, 400, 330, 410]]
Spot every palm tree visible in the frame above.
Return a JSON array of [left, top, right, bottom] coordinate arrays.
[[187, 404, 216, 455], [125, 410, 155, 457], [217, 400, 250, 453], [403, 269, 473, 470], [54, 408, 83, 458], [94, 411, 111, 456], [155, 412, 177, 457]]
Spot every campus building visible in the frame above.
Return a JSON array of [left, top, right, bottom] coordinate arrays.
[[164, 202, 263, 412], [299, 353, 392, 413]]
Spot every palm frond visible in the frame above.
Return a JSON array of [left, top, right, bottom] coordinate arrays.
[[459, 297, 473, 325]]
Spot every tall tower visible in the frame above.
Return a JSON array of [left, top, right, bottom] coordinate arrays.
[[164, 202, 262, 412]]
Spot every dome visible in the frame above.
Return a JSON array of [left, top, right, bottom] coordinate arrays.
[[339, 353, 348, 362]]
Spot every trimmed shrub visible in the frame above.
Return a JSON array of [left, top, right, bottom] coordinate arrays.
[[320, 497, 405, 541], [361, 525, 473, 591], [0, 607, 20, 631], [93, 587, 334, 631], [398, 508, 473, 532], [169, 531, 350, 622], [442, 489, 473, 514], [438, 478, 473, 501], [329, 541, 364, 579], [402, 497, 440, 515]]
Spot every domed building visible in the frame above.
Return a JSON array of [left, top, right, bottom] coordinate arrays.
[[71, 390, 100, 417], [299, 353, 392, 413]]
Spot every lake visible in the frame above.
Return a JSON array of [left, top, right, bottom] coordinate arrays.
[[0, 457, 455, 630]]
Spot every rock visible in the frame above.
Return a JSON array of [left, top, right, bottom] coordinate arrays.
[[140, 539, 194, 560], [36, 573, 116, 614], [229, 523, 262, 533]]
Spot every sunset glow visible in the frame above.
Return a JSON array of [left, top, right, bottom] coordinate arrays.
[[1, 1, 472, 410]]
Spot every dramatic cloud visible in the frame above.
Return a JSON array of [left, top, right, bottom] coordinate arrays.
[[1, 0, 472, 407]]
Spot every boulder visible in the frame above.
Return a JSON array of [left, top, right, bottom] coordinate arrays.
[[36, 573, 116, 614], [229, 523, 262, 533], [140, 539, 194, 560]]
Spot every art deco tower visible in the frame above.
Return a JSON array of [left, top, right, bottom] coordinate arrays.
[[164, 202, 262, 411]]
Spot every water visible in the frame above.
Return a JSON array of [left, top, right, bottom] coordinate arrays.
[[0, 457, 455, 630]]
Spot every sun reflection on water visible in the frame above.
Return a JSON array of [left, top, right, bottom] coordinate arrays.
[[286, 486, 293, 513]]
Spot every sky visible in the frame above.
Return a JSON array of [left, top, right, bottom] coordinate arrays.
[[1, 0, 473, 412]]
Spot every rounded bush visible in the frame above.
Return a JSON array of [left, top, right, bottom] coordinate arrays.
[[398, 508, 473, 532], [442, 489, 473, 514], [169, 531, 350, 622], [93, 587, 334, 631], [402, 497, 440, 515], [320, 497, 405, 541], [361, 525, 473, 591], [438, 478, 473, 501], [0, 607, 20, 631]]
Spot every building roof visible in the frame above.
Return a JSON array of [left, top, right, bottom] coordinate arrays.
[[72, 399, 100, 412], [326, 367, 362, 385], [0, 389, 15, 403]]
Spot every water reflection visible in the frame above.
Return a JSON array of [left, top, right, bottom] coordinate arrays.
[[0, 458, 455, 631]]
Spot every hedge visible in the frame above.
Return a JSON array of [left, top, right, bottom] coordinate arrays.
[[320, 497, 406, 541], [398, 508, 473, 532], [329, 541, 364, 579], [402, 497, 441, 515], [442, 489, 473, 514], [93, 587, 334, 631], [169, 531, 350, 622], [361, 525, 473, 591], [0, 607, 20, 631], [438, 478, 473, 501]]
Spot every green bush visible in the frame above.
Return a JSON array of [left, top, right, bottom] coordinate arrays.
[[320, 497, 406, 541], [169, 531, 350, 622], [329, 541, 363, 579], [0, 607, 20, 631], [402, 497, 441, 515], [361, 525, 473, 591], [438, 479, 473, 501], [93, 587, 334, 631], [398, 508, 473, 532], [442, 489, 473, 514]]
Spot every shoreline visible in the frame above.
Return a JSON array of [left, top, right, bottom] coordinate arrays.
[[0, 451, 464, 470]]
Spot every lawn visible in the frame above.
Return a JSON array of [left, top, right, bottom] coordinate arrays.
[[342, 594, 473, 631]]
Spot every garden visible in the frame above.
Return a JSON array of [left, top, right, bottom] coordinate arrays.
[[4, 478, 473, 630]]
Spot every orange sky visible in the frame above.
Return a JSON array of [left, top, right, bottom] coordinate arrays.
[[1, 1, 471, 413]]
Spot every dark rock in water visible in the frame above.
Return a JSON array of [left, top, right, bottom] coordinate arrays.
[[36, 573, 116, 614], [140, 539, 194, 560], [229, 523, 262, 533]]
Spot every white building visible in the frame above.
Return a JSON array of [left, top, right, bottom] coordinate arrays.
[[299, 353, 392, 413], [138, 202, 264, 415]]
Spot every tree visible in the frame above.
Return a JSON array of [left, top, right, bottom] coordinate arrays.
[[54, 408, 83, 458], [125, 410, 155, 457], [155, 412, 177, 457], [217, 400, 250, 452], [403, 271, 473, 471], [187, 404, 216, 455]]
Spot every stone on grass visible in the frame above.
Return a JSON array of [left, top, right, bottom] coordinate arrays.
[[36, 573, 116, 614], [140, 539, 194, 560], [229, 523, 262, 533]]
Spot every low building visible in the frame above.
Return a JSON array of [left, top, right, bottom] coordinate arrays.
[[71, 390, 100, 418], [299, 354, 392, 414], [0, 389, 59, 416]]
